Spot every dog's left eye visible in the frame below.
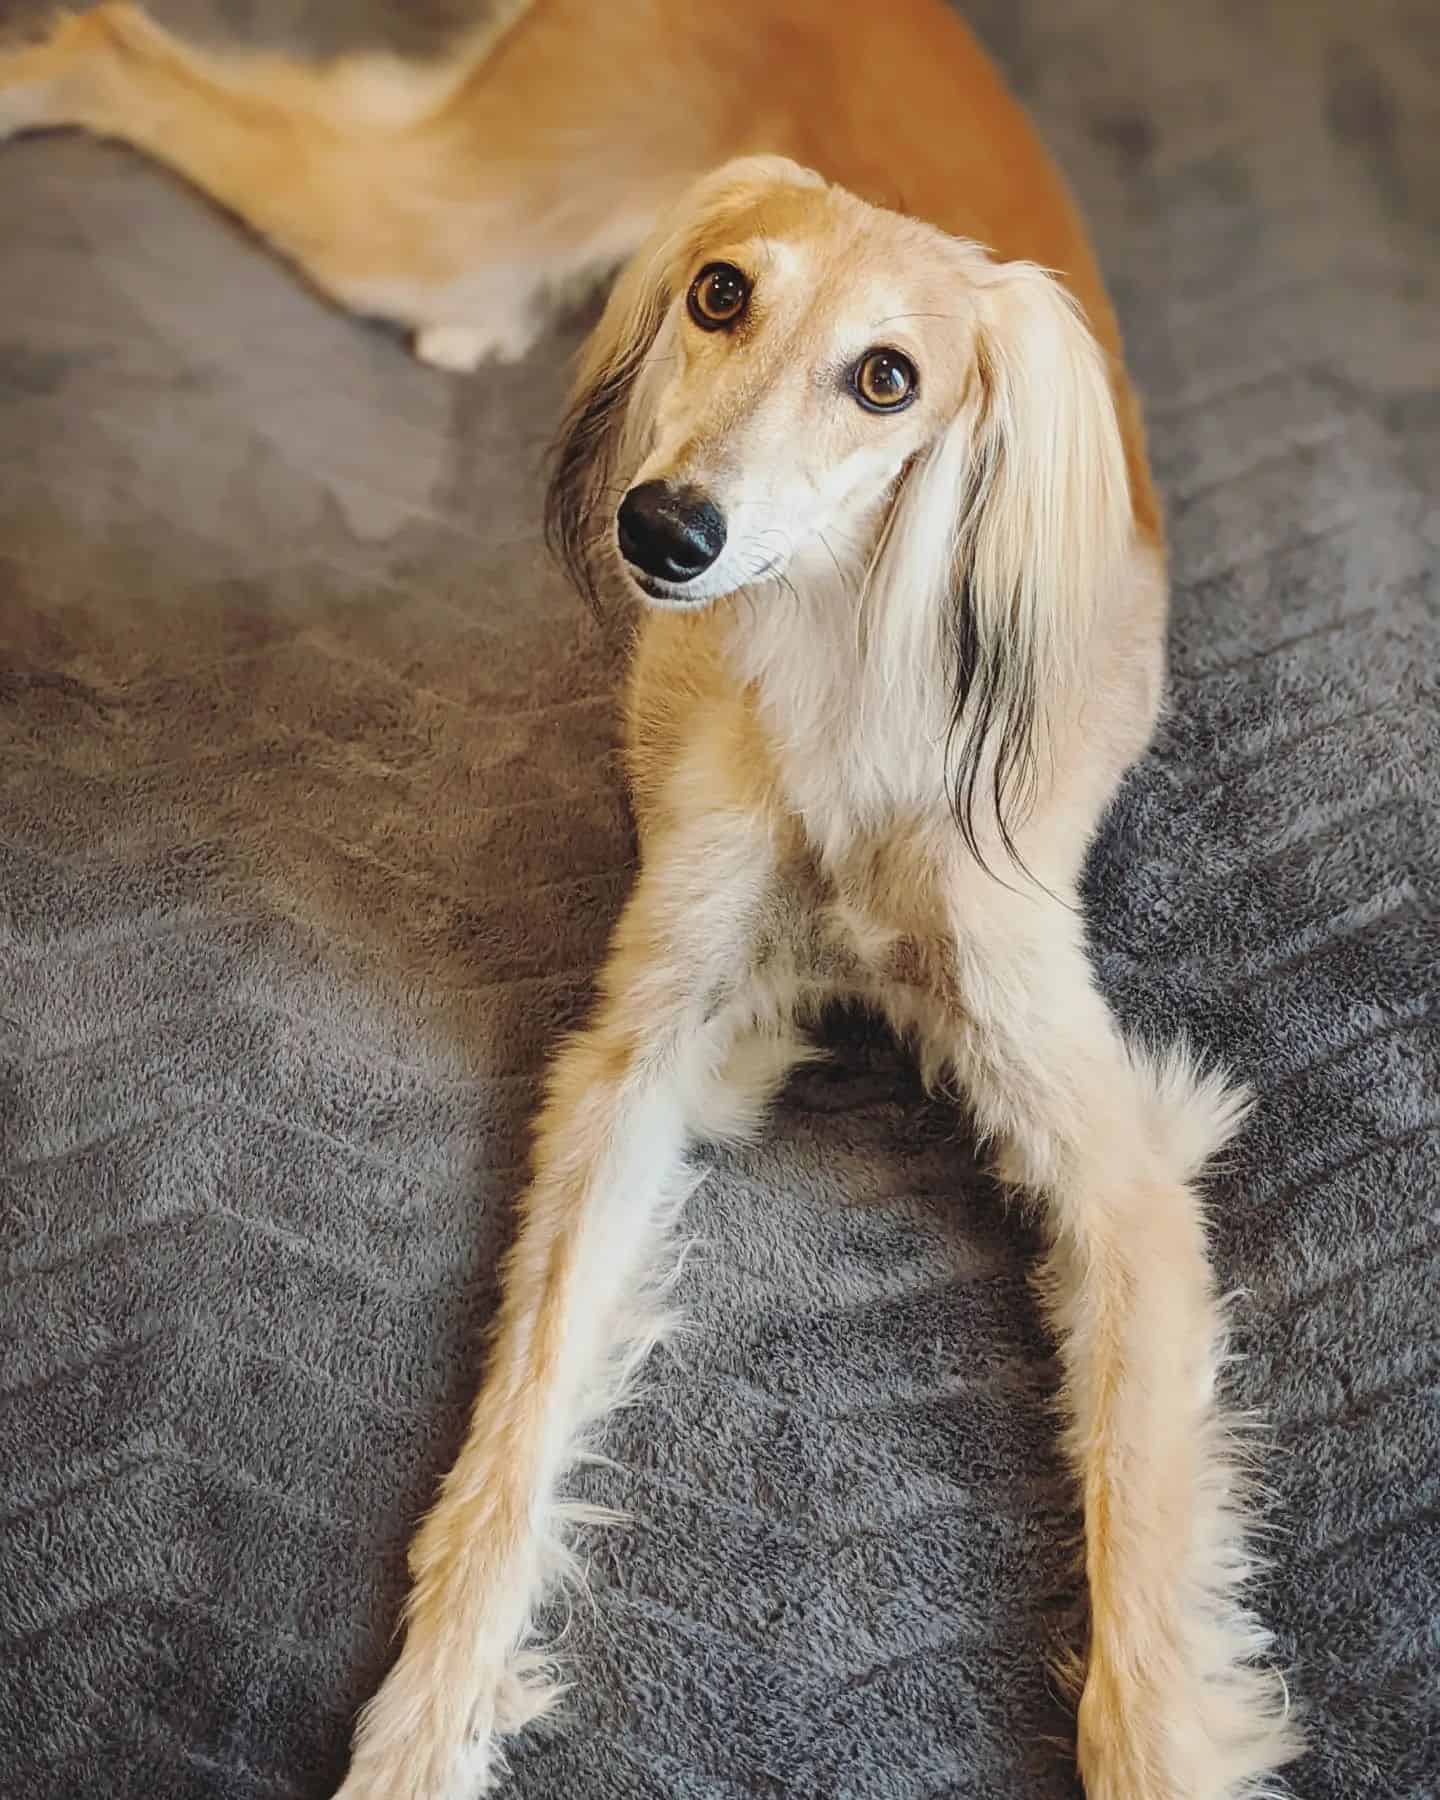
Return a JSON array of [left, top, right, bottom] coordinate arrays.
[[852, 348, 918, 412], [688, 263, 750, 330]]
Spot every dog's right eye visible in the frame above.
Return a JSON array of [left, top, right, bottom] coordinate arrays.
[[688, 263, 750, 330]]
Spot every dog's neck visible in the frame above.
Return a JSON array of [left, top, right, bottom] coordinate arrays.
[[723, 561, 954, 866]]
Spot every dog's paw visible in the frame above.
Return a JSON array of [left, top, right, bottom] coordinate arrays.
[[414, 320, 540, 372], [1075, 1650, 1199, 1800], [0, 10, 86, 141], [330, 1647, 565, 1800], [1076, 1653, 1297, 1800], [332, 1727, 502, 1800], [0, 57, 50, 141]]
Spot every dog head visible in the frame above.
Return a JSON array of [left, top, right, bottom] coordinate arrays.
[[545, 156, 1132, 850]]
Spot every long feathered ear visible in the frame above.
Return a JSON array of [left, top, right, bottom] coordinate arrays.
[[543, 240, 674, 614], [874, 258, 1133, 866], [545, 155, 826, 612]]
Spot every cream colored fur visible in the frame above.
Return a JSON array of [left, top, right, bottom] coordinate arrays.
[[0, 9, 1302, 1800]]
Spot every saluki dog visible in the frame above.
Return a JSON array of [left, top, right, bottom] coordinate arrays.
[[0, 3, 1301, 1796]]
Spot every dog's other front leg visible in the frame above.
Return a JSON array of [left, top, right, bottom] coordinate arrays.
[[333, 816, 781, 1800], [910, 887, 1299, 1800]]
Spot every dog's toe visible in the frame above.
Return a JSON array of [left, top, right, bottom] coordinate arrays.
[[414, 321, 539, 372]]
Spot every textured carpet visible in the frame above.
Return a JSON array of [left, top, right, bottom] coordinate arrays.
[[0, 1, 1436, 1797]]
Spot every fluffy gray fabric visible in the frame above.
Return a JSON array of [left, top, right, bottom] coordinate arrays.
[[0, 0, 1435, 1796]]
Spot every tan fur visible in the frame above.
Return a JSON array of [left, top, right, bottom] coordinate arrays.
[[1, 8, 1299, 1799]]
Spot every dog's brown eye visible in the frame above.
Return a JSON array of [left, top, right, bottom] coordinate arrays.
[[688, 263, 750, 330], [853, 348, 917, 412]]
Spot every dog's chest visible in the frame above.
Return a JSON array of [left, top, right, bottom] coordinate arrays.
[[730, 598, 951, 861], [751, 819, 955, 1004]]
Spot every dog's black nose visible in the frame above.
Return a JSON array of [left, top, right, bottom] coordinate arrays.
[[617, 481, 726, 584]]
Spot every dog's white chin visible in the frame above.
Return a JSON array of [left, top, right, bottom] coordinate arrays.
[[619, 554, 783, 611], [626, 571, 721, 610]]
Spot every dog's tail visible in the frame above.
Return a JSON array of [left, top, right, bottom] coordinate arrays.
[[0, 3, 535, 308]]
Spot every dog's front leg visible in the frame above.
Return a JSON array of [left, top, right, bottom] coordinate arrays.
[[334, 817, 779, 1800], [902, 885, 1298, 1800]]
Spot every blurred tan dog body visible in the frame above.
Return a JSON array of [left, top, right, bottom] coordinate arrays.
[[1, 6, 1299, 1799]]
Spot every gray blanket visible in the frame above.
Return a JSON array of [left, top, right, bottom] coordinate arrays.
[[1, 1, 1436, 1796]]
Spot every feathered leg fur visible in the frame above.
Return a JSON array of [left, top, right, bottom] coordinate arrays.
[[898, 883, 1300, 1800], [336, 797, 798, 1799]]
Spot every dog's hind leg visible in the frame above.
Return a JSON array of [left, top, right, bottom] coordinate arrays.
[[0, 7, 470, 329], [0, 3, 717, 367]]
